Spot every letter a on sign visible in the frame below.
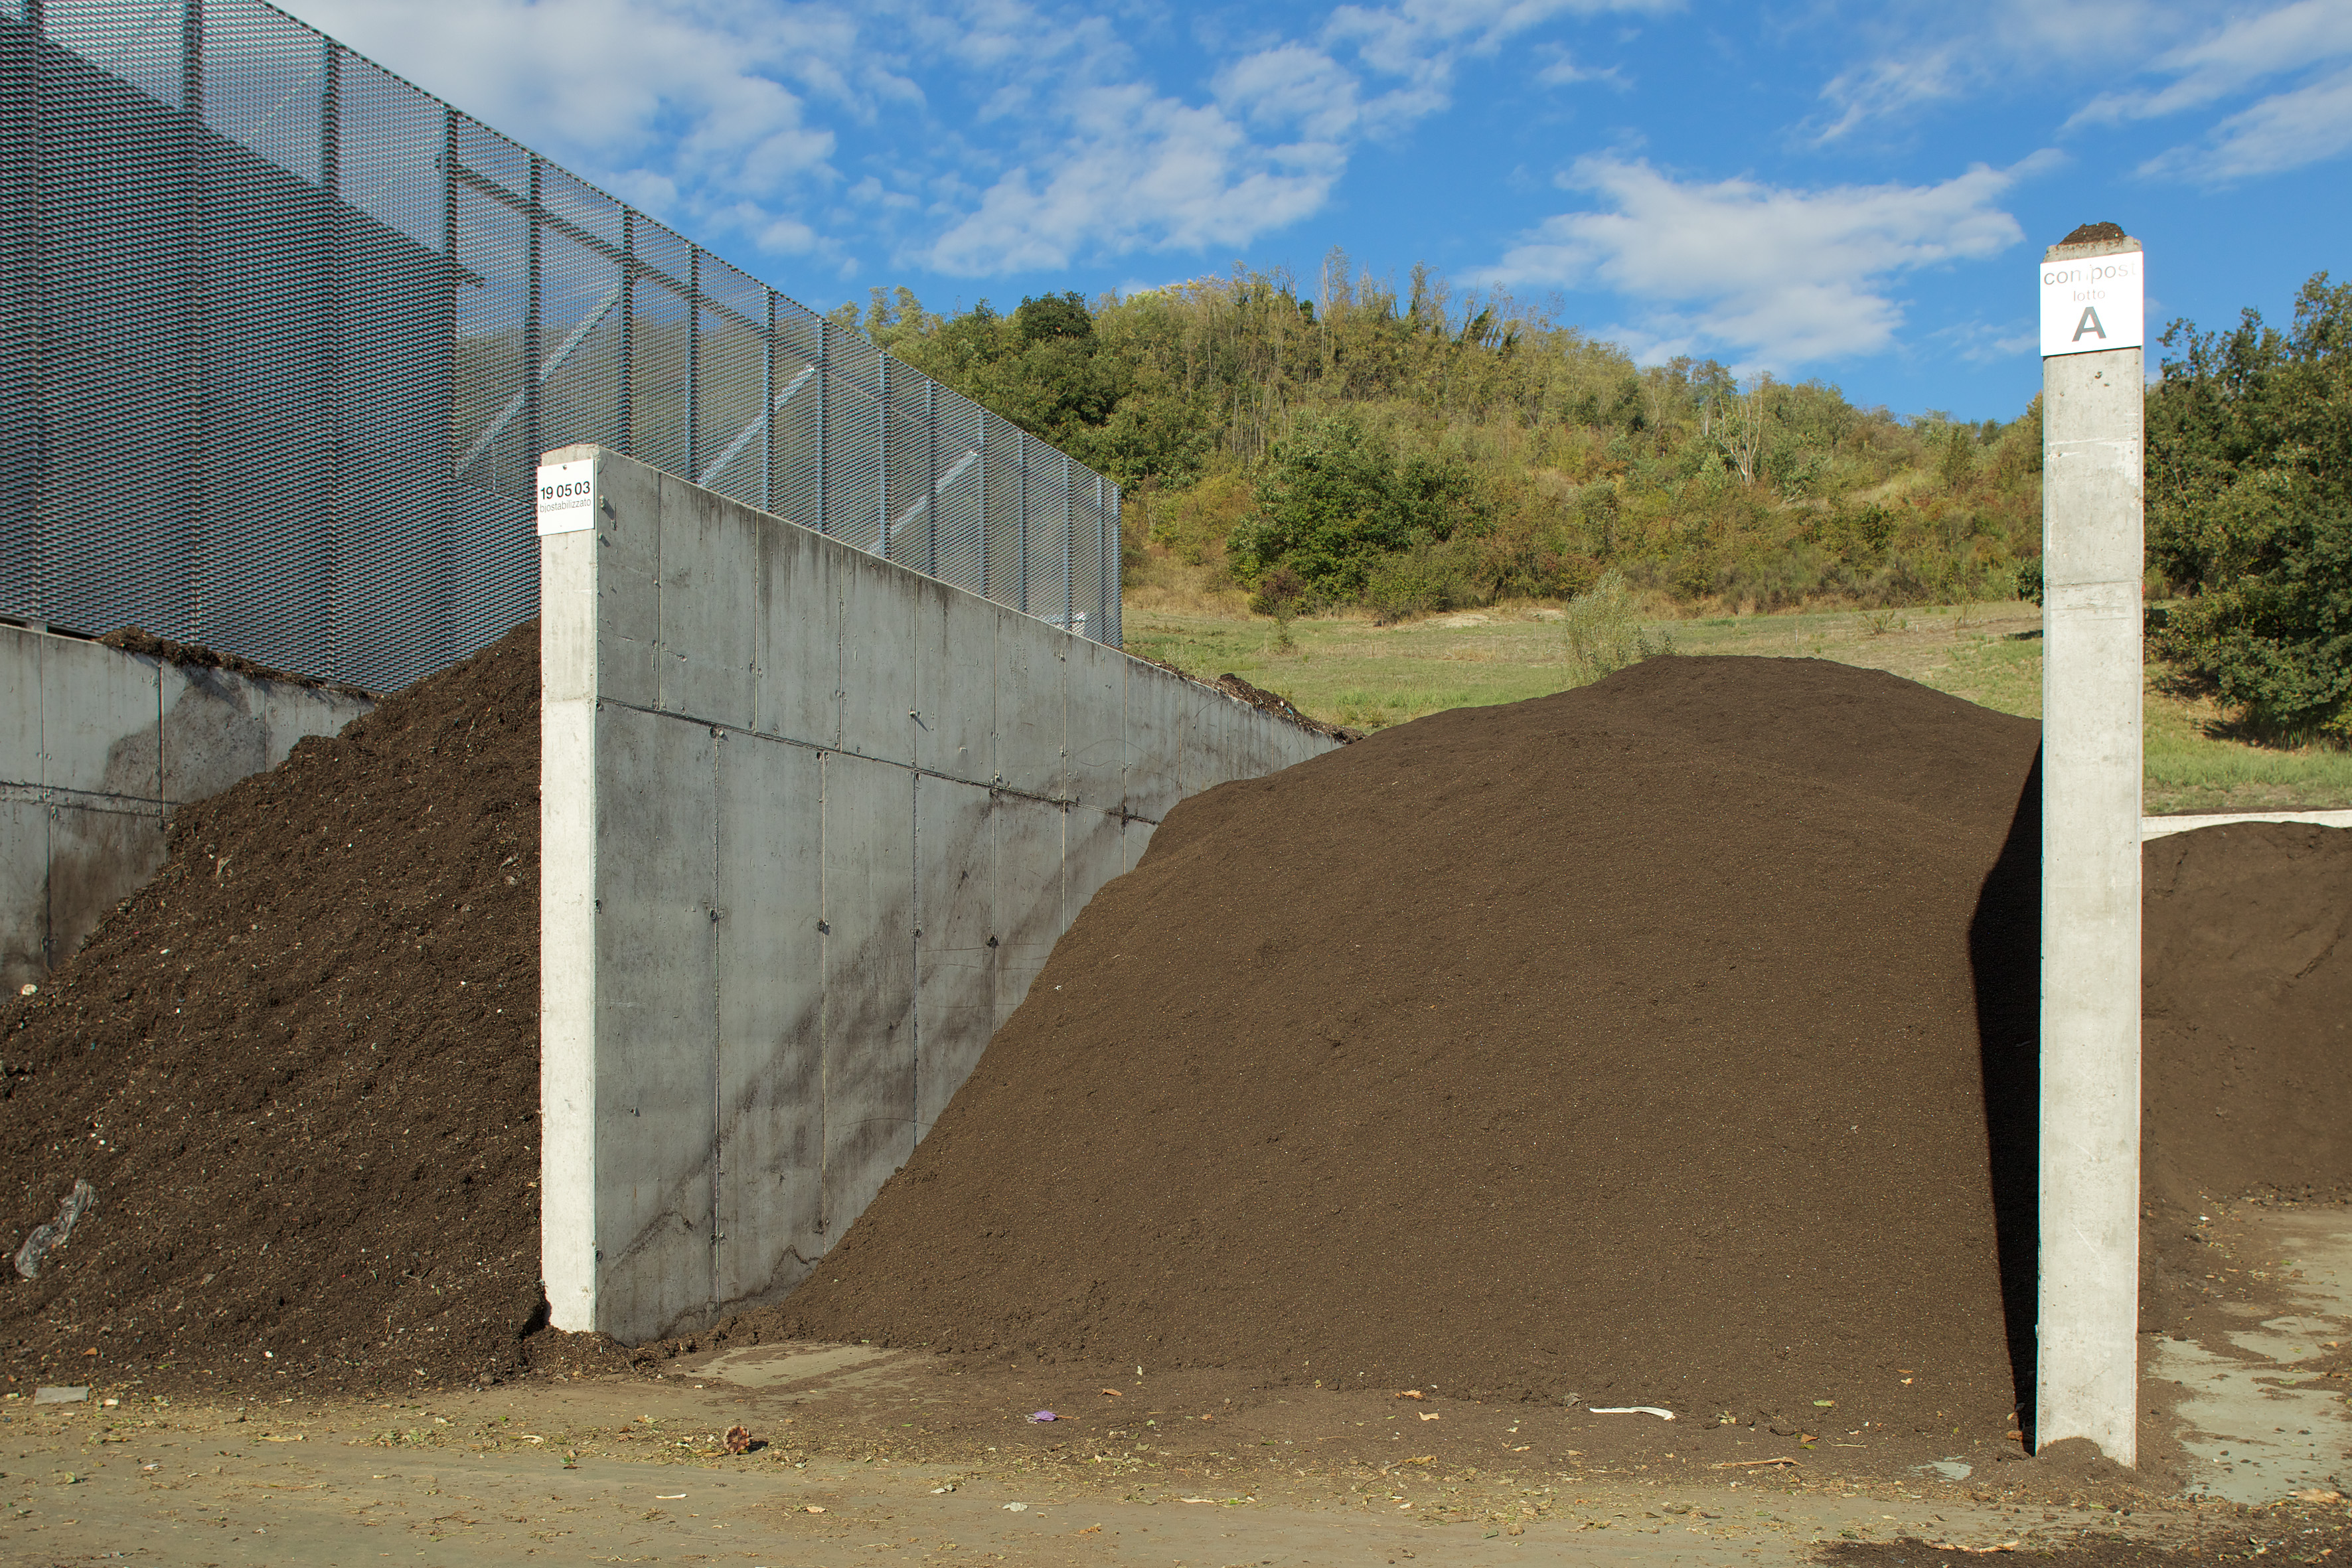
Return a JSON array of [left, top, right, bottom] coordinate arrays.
[[2039, 243, 2142, 358]]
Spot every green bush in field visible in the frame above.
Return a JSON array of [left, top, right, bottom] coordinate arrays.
[[1225, 412, 1485, 601], [1561, 570, 1673, 681], [2149, 272, 2352, 740]]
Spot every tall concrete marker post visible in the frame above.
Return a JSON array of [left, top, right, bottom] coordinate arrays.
[[2036, 224, 2146, 1464]]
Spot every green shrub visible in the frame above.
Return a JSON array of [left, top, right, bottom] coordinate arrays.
[[1561, 570, 1673, 681]]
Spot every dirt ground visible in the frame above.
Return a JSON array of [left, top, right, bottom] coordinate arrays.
[[13, 1198, 2346, 1565], [6, 1330, 2344, 1568]]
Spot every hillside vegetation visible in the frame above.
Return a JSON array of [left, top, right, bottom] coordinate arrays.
[[854, 256, 2041, 619]]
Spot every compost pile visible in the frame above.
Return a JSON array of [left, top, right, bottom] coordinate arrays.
[[2143, 821, 2352, 1206], [3, 639, 2345, 1416], [747, 657, 2352, 1426], [0, 623, 546, 1394], [750, 657, 2049, 1423]]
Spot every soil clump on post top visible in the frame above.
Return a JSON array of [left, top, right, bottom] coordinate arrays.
[[753, 656, 2052, 1430], [0, 622, 563, 1395]]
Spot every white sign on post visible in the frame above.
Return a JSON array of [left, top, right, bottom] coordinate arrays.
[[2039, 252, 2143, 358], [536, 459, 597, 536]]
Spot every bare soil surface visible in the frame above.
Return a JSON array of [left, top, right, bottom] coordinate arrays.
[[5, 1348, 2336, 1567]]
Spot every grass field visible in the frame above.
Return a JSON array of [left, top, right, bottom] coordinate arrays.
[[1122, 593, 2352, 817]]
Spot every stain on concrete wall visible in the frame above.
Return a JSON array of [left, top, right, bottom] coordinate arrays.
[[0, 625, 374, 988]]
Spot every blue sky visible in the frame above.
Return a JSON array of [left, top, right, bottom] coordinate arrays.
[[280, 0, 2351, 422]]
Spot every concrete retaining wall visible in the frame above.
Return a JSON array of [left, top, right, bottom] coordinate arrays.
[[539, 446, 1340, 1344], [0, 625, 374, 989]]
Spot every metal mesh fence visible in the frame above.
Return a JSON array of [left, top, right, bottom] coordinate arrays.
[[0, 0, 1121, 693]]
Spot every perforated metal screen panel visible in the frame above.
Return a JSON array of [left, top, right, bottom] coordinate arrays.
[[0, 0, 1121, 693]]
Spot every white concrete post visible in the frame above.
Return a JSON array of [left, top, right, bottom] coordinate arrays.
[[2036, 229, 2146, 1464]]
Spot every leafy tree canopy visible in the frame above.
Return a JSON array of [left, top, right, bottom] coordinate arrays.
[[2150, 272, 2352, 738]]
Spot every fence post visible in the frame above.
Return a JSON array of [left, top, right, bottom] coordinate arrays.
[[684, 248, 699, 481], [437, 106, 458, 667], [0, 0, 46, 625], [923, 379, 938, 576], [1061, 452, 1074, 631], [181, 0, 207, 641], [318, 37, 341, 676], [876, 351, 890, 557], [524, 155, 540, 497], [760, 292, 775, 514], [1016, 432, 1028, 613], [618, 210, 633, 454], [2035, 226, 2146, 1466], [815, 321, 828, 537], [1093, 473, 1107, 643]]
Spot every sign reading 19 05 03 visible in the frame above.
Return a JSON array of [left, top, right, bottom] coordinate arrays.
[[536, 460, 597, 536], [2040, 250, 2144, 358]]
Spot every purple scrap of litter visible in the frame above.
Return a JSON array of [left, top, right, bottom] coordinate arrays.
[[1029, 1410, 1058, 1422]]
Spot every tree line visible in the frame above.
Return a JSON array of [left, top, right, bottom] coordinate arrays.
[[858, 254, 2352, 740], [858, 253, 2039, 622]]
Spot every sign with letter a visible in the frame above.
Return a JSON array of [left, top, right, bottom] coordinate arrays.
[[2039, 251, 2144, 358]]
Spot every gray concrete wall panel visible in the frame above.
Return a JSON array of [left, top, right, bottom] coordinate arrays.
[[1121, 661, 1186, 823], [1065, 805, 1128, 936], [263, 684, 373, 770], [819, 749, 917, 1248], [46, 804, 166, 971], [835, 553, 921, 769], [659, 473, 761, 731], [1065, 637, 1125, 811], [714, 732, 825, 1309], [0, 798, 47, 986], [915, 775, 996, 1135], [994, 622, 1065, 798], [161, 666, 268, 805], [539, 445, 1341, 1344], [990, 793, 1063, 1038], [592, 444, 664, 711], [0, 626, 370, 992], [41, 633, 161, 799], [0, 629, 42, 783], [752, 518, 838, 749], [591, 701, 720, 1340], [1123, 815, 1157, 874], [915, 589, 996, 787]]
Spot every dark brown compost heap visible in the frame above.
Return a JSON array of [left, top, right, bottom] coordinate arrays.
[[755, 656, 2051, 1424], [3, 639, 2345, 1413], [2143, 821, 2352, 1208], [0, 623, 544, 1393]]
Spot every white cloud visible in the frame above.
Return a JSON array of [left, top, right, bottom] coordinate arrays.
[[275, 0, 1676, 282], [1533, 47, 1621, 88], [1806, 0, 2180, 142], [921, 0, 1664, 274], [1810, 0, 2352, 186], [1215, 43, 1365, 141], [2139, 60, 2352, 182], [1472, 155, 2033, 368], [1810, 43, 1968, 143], [2071, 0, 2352, 125], [2064, 1, 2352, 184], [925, 85, 1346, 273], [279, 0, 878, 262]]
